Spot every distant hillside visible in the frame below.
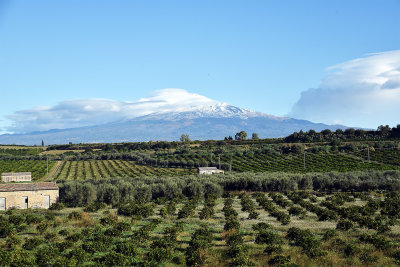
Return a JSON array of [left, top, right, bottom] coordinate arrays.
[[0, 104, 346, 145]]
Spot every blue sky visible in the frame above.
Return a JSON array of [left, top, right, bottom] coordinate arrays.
[[1, 0, 400, 133]]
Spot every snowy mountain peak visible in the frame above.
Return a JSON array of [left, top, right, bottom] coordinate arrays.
[[136, 102, 286, 121]]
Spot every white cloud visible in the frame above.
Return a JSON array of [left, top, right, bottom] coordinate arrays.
[[6, 88, 221, 133], [289, 50, 400, 128]]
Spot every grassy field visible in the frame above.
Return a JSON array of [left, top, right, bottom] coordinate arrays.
[[52, 160, 196, 180], [1, 191, 400, 266], [0, 160, 54, 180]]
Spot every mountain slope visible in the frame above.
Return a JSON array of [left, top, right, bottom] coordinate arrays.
[[0, 104, 345, 145]]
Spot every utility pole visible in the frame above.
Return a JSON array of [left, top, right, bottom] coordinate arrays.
[[218, 155, 221, 169], [303, 152, 306, 170], [47, 156, 49, 175]]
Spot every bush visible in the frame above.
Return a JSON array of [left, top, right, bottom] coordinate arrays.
[[67, 247, 87, 262], [286, 227, 325, 258], [264, 244, 283, 255], [248, 211, 259, 220], [0, 219, 14, 238], [268, 255, 295, 266], [323, 229, 337, 241], [336, 220, 354, 231], [224, 217, 240, 231], [343, 243, 360, 256], [116, 242, 138, 256], [118, 202, 154, 219], [252, 222, 272, 231], [25, 214, 44, 225], [68, 211, 82, 220], [84, 202, 106, 212], [49, 202, 65, 210], [100, 251, 127, 266], [36, 223, 48, 235], [359, 251, 378, 264], [359, 233, 393, 250], [8, 214, 25, 225], [255, 230, 283, 245], [185, 224, 213, 266], [288, 206, 306, 217], [36, 245, 58, 266]]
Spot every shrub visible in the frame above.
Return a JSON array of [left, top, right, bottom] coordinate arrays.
[[288, 206, 306, 217], [49, 202, 65, 210], [68, 211, 82, 220], [67, 232, 84, 242], [359, 251, 378, 264], [343, 243, 360, 256], [100, 251, 127, 266], [248, 211, 259, 220], [56, 240, 74, 252], [392, 250, 400, 264], [116, 242, 138, 256], [84, 202, 106, 212], [252, 223, 272, 232], [224, 217, 240, 231], [118, 202, 155, 219], [336, 220, 354, 231], [255, 230, 283, 245], [268, 255, 294, 266], [359, 233, 393, 250], [159, 206, 168, 218], [36, 245, 58, 266], [286, 227, 325, 258], [322, 229, 337, 241], [264, 244, 283, 255], [185, 224, 213, 266], [58, 229, 69, 236], [8, 214, 25, 225], [67, 247, 87, 262], [25, 214, 44, 225], [36, 223, 48, 235]]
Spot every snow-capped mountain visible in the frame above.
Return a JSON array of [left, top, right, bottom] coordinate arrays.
[[0, 89, 349, 145], [0, 102, 345, 145], [136, 103, 284, 121]]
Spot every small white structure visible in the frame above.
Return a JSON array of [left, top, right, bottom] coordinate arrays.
[[198, 167, 224, 175], [1, 172, 32, 183]]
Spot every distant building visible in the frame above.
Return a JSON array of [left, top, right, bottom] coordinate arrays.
[[1, 172, 32, 183], [0, 182, 59, 210], [198, 167, 224, 175]]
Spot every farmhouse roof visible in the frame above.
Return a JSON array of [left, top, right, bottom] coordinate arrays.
[[198, 167, 219, 171], [1, 172, 31, 176], [0, 182, 59, 192]]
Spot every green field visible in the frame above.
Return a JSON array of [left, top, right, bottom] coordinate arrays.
[[1, 191, 400, 266], [52, 160, 196, 180], [0, 160, 54, 180]]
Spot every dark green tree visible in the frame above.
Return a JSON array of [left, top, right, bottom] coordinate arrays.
[[235, 131, 247, 140]]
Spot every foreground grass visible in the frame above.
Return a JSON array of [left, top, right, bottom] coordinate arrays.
[[1, 192, 400, 266]]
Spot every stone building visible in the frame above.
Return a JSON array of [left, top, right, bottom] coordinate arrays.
[[0, 182, 59, 210], [198, 167, 224, 175], [1, 172, 32, 183]]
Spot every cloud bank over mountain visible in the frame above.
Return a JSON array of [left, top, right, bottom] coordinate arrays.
[[290, 50, 400, 128], [6, 89, 221, 133]]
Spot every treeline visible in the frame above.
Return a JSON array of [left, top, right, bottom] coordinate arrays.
[[0, 148, 43, 156], [57, 170, 400, 206], [285, 125, 400, 143]]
